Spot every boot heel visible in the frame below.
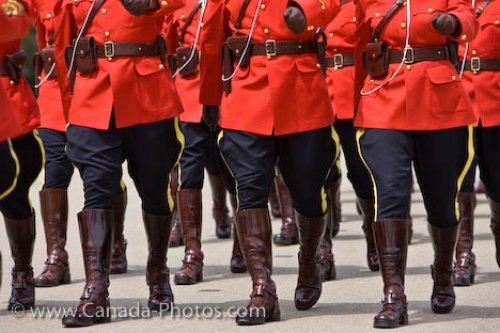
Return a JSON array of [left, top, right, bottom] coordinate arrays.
[[326, 264, 336, 281], [267, 302, 281, 322], [62, 268, 71, 284], [400, 307, 409, 325]]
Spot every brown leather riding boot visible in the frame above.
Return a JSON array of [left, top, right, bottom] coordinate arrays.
[[358, 197, 379, 272], [169, 167, 183, 248], [489, 198, 500, 268], [4, 214, 36, 311], [453, 192, 476, 286], [429, 224, 458, 314], [327, 177, 342, 238], [373, 219, 409, 329], [273, 173, 298, 245], [110, 186, 128, 274], [235, 208, 280, 325], [229, 194, 246, 273], [407, 194, 413, 244], [174, 189, 204, 285], [143, 210, 174, 311], [208, 173, 232, 239], [268, 180, 281, 218], [35, 189, 71, 287], [295, 212, 327, 310], [317, 210, 336, 282], [62, 209, 113, 327]]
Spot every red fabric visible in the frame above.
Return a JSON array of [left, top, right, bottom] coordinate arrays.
[[459, 0, 500, 128], [200, 0, 340, 136], [354, 0, 478, 130], [325, 0, 356, 120], [54, 0, 185, 130], [0, 0, 40, 141], [33, 0, 66, 131]]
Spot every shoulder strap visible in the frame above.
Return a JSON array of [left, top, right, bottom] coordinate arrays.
[[234, 0, 251, 31], [178, 1, 203, 44], [475, 0, 492, 17], [78, 0, 106, 38], [372, 0, 404, 41]]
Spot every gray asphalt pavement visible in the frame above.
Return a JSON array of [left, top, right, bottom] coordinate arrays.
[[1, 165, 500, 333]]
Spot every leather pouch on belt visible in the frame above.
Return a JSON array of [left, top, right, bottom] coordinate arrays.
[[175, 46, 199, 77], [362, 41, 389, 79], [74, 36, 97, 73], [41, 47, 57, 78], [4, 50, 26, 83], [225, 35, 250, 68]]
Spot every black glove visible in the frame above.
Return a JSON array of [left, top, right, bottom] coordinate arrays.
[[283, 5, 307, 34], [432, 13, 460, 36], [202, 105, 220, 133], [121, 0, 160, 16]]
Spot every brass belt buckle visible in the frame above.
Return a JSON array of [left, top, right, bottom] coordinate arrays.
[[104, 41, 115, 59], [470, 56, 481, 73], [265, 40, 277, 59], [333, 53, 344, 68]]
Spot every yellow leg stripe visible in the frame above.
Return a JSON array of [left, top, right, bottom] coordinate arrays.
[[0, 140, 20, 201], [217, 129, 239, 210], [167, 117, 185, 213], [321, 126, 342, 215], [28, 130, 46, 209], [119, 179, 126, 191], [455, 125, 475, 222], [355, 128, 378, 219]]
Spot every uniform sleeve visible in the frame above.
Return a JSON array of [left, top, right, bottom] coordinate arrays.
[[32, 3, 47, 50], [289, 0, 341, 29], [0, 0, 31, 43], [198, 0, 225, 105], [54, 0, 76, 119], [448, 0, 479, 43], [353, 0, 370, 111]]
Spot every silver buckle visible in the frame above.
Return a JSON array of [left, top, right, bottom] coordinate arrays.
[[404, 47, 415, 64], [333, 53, 344, 68], [265, 40, 277, 58], [470, 56, 481, 73], [104, 41, 115, 58]]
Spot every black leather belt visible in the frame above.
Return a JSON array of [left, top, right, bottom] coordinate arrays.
[[96, 41, 160, 58], [250, 40, 317, 58], [326, 52, 354, 68], [389, 45, 450, 64], [462, 57, 500, 72]]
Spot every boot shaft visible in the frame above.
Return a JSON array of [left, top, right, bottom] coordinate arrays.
[[4, 214, 36, 271], [143, 210, 173, 270], [456, 192, 475, 253], [39, 188, 68, 253], [296, 212, 327, 260], [177, 189, 203, 254], [112, 186, 127, 242], [275, 173, 295, 222], [207, 173, 228, 210]]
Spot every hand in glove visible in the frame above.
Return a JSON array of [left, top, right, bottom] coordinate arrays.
[[432, 13, 460, 36], [202, 105, 220, 133], [2, 0, 25, 16], [121, 0, 160, 16], [283, 5, 307, 34]]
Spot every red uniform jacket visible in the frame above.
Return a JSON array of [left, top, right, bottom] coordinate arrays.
[[33, 0, 66, 131], [0, 0, 40, 140], [459, 0, 500, 127], [164, 0, 218, 123], [199, 0, 340, 136], [326, 0, 356, 120], [354, 0, 478, 130], [54, 0, 185, 130]]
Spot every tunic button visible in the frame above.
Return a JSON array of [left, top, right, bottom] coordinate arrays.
[[329, 32, 334, 37], [9, 80, 15, 85], [375, 12, 380, 17], [495, 19, 499, 25], [159, 64, 164, 69], [46, 13, 51, 18], [260, 3, 265, 9], [471, 49, 477, 55], [401, 22, 406, 29], [161, 0, 168, 6], [406, 65, 411, 70], [101, 8, 107, 14], [460, 34, 468, 41], [428, 8, 433, 13], [451, 75, 456, 80], [316, 63, 321, 69], [104, 31, 110, 37], [264, 28, 269, 34]]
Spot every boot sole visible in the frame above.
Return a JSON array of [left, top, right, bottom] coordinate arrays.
[[273, 236, 298, 246], [7, 302, 34, 311], [230, 266, 248, 274], [62, 315, 111, 327], [236, 303, 281, 325], [174, 273, 203, 285], [374, 312, 409, 328], [294, 289, 322, 311]]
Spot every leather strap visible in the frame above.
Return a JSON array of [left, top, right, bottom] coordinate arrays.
[[475, 0, 492, 18], [372, 0, 404, 42], [95, 42, 160, 58], [178, 1, 203, 44], [250, 40, 317, 57], [388, 45, 450, 64], [235, 0, 251, 31], [463, 57, 500, 72], [326, 52, 354, 68]]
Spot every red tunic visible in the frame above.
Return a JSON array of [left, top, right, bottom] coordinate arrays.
[[354, 0, 478, 130], [0, 0, 40, 140], [459, 0, 500, 127], [54, 0, 185, 130], [33, 0, 66, 131], [325, 0, 356, 120], [200, 0, 340, 136]]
